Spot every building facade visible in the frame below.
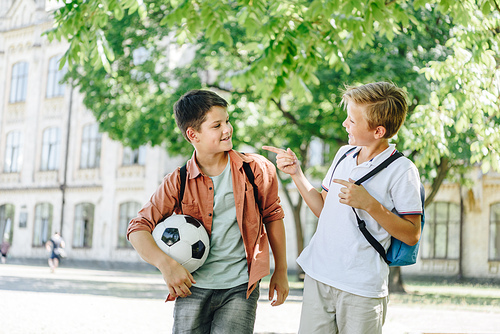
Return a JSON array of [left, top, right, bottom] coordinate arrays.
[[404, 174, 500, 279], [1, 0, 499, 280], [0, 0, 185, 265]]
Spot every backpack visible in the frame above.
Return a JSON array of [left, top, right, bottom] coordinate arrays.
[[178, 160, 260, 212], [331, 147, 425, 267]]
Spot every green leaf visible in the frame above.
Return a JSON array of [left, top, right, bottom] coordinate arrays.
[[221, 30, 234, 47], [114, 5, 124, 20], [309, 73, 320, 86]]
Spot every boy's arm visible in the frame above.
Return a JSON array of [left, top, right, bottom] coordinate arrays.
[[129, 230, 196, 299], [333, 179, 421, 246], [264, 219, 289, 306], [263, 146, 325, 217]]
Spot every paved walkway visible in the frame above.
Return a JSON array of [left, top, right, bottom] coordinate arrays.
[[1, 263, 500, 333]]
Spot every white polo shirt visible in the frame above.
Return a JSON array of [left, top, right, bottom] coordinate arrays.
[[296, 144, 422, 298]]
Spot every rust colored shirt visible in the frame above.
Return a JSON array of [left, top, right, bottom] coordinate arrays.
[[127, 149, 285, 297]]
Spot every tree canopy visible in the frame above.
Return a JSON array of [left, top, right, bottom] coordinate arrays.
[[47, 0, 500, 203]]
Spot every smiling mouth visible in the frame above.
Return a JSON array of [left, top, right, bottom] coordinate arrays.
[[221, 136, 231, 141]]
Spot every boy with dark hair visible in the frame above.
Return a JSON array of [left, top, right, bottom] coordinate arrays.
[[128, 89, 289, 334], [264, 82, 422, 333]]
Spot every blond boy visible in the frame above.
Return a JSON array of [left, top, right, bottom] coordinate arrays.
[[264, 82, 422, 334]]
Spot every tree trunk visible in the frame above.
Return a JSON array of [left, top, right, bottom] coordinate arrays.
[[424, 156, 450, 206], [293, 199, 304, 256], [388, 267, 406, 293], [276, 171, 305, 279], [458, 177, 464, 280]]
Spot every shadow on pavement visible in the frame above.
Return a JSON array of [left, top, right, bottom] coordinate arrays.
[[0, 275, 169, 299], [0, 263, 304, 302]]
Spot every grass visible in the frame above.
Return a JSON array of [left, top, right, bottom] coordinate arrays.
[[263, 274, 500, 310], [390, 276, 500, 310]]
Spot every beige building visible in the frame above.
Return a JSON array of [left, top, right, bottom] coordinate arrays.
[[0, 0, 185, 265], [1, 0, 499, 280], [405, 176, 500, 279]]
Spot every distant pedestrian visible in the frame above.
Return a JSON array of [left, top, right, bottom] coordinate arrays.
[[46, 232, 65, 272], [1, 235, 11, 264]]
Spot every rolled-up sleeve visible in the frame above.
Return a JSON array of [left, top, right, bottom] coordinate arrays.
[[253, 155, 285, 224], [126, 170, 180, 239]]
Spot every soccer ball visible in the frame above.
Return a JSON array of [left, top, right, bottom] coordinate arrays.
[[152, 214, 210, 273]]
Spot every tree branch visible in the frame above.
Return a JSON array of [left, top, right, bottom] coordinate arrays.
[[271, 98, 299, 126], [492, 0, 500, 13], [425, 156, 450, 206]]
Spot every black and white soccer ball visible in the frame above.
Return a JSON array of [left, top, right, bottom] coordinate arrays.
[[152, 214, 210, 273]]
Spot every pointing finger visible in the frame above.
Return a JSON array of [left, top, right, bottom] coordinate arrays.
[[262, 146, 285, 154], [286, 148, 297, 157], [333, 179, 350, 186]]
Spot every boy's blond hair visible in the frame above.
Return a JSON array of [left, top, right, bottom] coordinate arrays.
[[341, 82, 408, 138]]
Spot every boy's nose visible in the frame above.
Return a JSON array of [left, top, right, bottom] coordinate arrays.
[[223, 123, 232, 133]]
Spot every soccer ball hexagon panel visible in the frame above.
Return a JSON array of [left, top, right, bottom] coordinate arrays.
[[152, 214, 210, 273]]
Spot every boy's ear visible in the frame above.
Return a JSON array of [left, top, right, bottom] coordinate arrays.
[[374, 126, 387, 139], [186, 127, 198, 142]]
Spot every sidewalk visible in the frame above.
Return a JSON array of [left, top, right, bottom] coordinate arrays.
[[0, 263, 301, 334], [1, 263, 500, 333]]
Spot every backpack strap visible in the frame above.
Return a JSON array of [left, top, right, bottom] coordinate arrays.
[[178, 160, 261, 214], [328, 147, 357, 187], [356, 217, 391, 264], [179, 164, 187, 214], [351, 151, 404, 265], [353, 151, 403, 186], [242, 161, 261, 212]]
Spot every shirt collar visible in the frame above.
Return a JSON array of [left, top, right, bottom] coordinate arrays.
[[186, 151, 202, 179], [349, 146, 362, 159], [350, 144, 398, 167], [186, 149, 247, 179]]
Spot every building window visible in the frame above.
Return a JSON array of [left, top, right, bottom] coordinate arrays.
[[4, 131, 22, 173], [489, 203, 500, 261], [0, 204, 15, 243], [123, 146, 146, 166], [421, 201, 460, 260], [46, 55, 66, 98], [80, 124, 101, 169], [10, 62, 29, 103], [73, 203, 94, 248], [118, 202, 141, 248], [41, 127, 60, 171], [33, 203, 52, 247]]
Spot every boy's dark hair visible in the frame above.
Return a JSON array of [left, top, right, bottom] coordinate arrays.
[[173, 90, 228, 142], [341, 82, 408, 138]]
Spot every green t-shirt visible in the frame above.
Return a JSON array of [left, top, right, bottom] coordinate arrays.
[[192, 157, 248, 289]]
